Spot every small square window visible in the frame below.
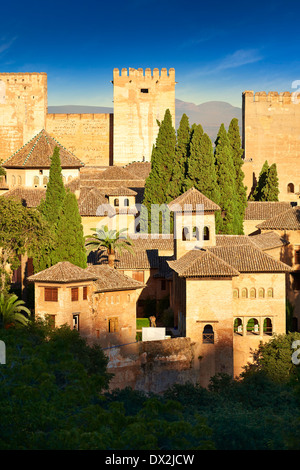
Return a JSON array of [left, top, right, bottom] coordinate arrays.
[[141, 88, 149, 93], [44, 287, 58, 302]]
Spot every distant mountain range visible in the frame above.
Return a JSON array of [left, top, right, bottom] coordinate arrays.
[[48, 99, 242, 142]]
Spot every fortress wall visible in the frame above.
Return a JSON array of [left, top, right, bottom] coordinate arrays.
[[113, 68, 176, 166], [46, 113, 113, 166], [242, 91, 300, 202], [0, 73, 47, 161]]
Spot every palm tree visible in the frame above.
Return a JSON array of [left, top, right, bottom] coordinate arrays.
[[85, 225, 134, 267], [0, 293, 31, 329]]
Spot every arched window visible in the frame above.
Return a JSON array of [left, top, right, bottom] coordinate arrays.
[[247, 318, 259, 335], [287, 183, 295, 193], [12, 175, 16, 186], [62, 176, 66, 184], [202, 324, 214, 344], [233, 288, 239, 299], [203, 226, 210, 241], [124, 198, 129, 207], [68, 175, 73, 182], [182, 227, 190, 241], [241, 288, 248, 299], [234, 318, 243, 334], [258, 288, 265, 298], [250, 288, 256, 299], [114, 198, 119, 207], [264, 318, 273, 336], [43, 176, 48, 187], [192, 226, 199, 240], [33, 176, 39, 186], [267, 288, 274, 298], [17, 175, 22, 186]]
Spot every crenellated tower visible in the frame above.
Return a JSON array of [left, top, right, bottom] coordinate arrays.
[[112, 67, 175, 166], [242, 90, 300, 203], [0, 73, 47, 161]]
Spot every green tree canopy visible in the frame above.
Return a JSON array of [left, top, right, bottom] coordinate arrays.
[[214, 124, 239, 234], [51, 190, 87, 269], [38, 146, 66, 226], [186, 129, 220, 206], [0, 197, 53, 292], [251, 160, 269, 201], [141, 109, 176, 233], [227, 118, 247, 234], [166, 113, 191, 199]]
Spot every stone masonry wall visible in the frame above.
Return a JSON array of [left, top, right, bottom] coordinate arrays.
[[242, 90, 300, 203], [105, 337, 198, 394], [0, 73, 47, 161], [46, 113, 113, 166]]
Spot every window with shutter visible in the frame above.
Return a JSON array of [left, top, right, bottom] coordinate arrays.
[[71, 287, 79, 302], [44, 287, 58, 302]]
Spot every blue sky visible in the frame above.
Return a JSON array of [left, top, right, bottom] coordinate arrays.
[[1, 0, 300, 108]]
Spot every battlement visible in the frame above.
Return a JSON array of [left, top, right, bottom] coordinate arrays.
[[113, 67, 175, 81], [0, 73, 47, 84], [243, 90, 298, 104]]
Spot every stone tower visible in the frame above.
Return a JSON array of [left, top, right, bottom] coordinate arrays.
[[112, 67, 175, 166], [0, 73, 47, 161], [242, 90, 300, 203]]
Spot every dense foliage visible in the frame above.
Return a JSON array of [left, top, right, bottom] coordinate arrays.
[[251, 160, 280, 201], [51, 190, 87, 269], [36, 147, 87, 271], [0, 197, 53, 292], [0, 322, 299, 450], [142, 114, 246, 235]]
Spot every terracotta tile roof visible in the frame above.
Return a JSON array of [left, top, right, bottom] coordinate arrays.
[[168, 187, 221, 213], [87, 233, 174, 269], [86, 265, 145, 292], [28, 261, 97, 283], [101, 186, 137, 196], [115, 250, 160, 270], [89, 247, 161, 270], [244, 201, 291, 220], [256, 207, 300, 230], [129, 234, 174, 253], [2, 187, 46, 207], [209, 245, 292, 273], [249, 231, 288, 251], [65, 177, 80, 192], [78, 188, 109, 216], [168, 249, 240, 278], [97, 166, 142, 181], [124, 161, 151, 179], [216, 235, 253, 247], [3, 130, 84, 169], [216, 233, 288, 251]]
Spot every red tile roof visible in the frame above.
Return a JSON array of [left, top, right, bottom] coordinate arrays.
[[3, 130, 84, 169]]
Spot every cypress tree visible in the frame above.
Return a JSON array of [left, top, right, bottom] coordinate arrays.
[[51, 190, 87, 268], [141, 109, 176, 233], [262, 163, 279, 201], [39, 146, 66, 226], [35, 147, 66, 270], [251, 160, 269, 201], [186, 129, 220, 205], [214, 124, 238, 234], [166, 113, 190, 199], [227, 118, 247, 234]]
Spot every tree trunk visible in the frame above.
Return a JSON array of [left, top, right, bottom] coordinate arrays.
[[108, 252, 115, 268]]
